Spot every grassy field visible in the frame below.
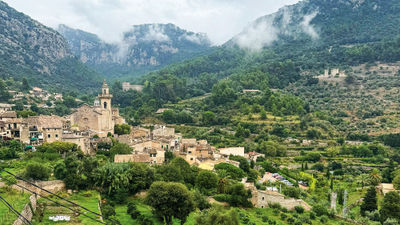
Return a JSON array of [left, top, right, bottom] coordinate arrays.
[[0, 188, 31, 225], [32, 190, 101, 225]]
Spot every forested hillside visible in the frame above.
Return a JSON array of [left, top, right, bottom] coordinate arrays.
[[133, 0, 400, 102], [0, 1, 101, 92]]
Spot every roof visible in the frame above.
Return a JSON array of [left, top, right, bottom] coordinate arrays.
[[114, 154, 151, 163], [25, 115, 64, 129], [0, 103, 14, 108], [0, 111, 17, 118], [156, 108, 169, 114]]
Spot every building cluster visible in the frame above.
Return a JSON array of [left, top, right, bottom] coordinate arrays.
[[113, 125, 251, 169], [6, 87, 63, 109], [0, 81, 125, 154]]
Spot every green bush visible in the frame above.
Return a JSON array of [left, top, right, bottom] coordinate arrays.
[[127, 201, 140, 219], [294, 205, 305, 214], [24, 163, 50, 180]]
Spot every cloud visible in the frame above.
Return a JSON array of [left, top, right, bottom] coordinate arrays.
[[234, 6, 319, 52], [180, 33, 208, 45], [140, 25, 170, 42], [301, 11, 319, 39], [234, 18, 278, 52], [3, 0, 301, 45]]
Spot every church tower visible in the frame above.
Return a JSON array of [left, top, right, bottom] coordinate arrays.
[[98, 80, 112, 113]]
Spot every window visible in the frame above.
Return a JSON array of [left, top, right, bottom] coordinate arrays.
[[104, 89, 106, 94], [262, 197, 264, 201], [55, 134, 58, 138], [190, 158, 193, 161], [104, 102, 107, 109], [48, 134, 51, 138]]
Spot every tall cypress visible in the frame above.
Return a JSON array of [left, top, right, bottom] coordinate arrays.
[[360, 187, 377, 216]]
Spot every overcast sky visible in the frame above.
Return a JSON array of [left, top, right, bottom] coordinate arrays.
[[4, 0, 300, 45]]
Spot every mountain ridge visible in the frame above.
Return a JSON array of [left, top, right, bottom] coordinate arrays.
[[58, 23, 212, 79], [0, 1, 102, 92]]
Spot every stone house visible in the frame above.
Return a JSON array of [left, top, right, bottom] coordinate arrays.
[[219, 147, 245, 157], [122, 82, 143, 92], [0, 111, 17, 119], [62, 133, 91, 155], [0, 103, 14, 112], [252, 189, 311, 210], [245, 152, 265, 162], [2, 118, 29, 143], [114, 149, 165, 165], [153, 126, 175, 138], [25, 115, 64, 144], [132, 127, 150, 139]]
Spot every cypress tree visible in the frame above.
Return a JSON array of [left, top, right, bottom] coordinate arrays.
[[360, 187, 377, 216]]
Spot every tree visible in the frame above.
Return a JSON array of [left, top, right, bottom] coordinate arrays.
[[109, 142, 132, 158], [380, 191, 400, 223], [235, 123, 250, 138], [202, 111, 216, 125], [22, 77, 30, 91], [196, 171, 218, 195], [24, 163, 50, 180], [360, 187, 378, 216], [195, 206, 239, 225], [114, 124, 131, 135], [368, 169, 382, 186], [393, 175, 400, 190], [226, 183, 252, 207], [146, 181, 195, 225], [260, 109, 267, 120]]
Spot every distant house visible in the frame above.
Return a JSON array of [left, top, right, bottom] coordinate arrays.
[[0, 103, 14, 112], [0, 111, 17, 120], [243, 89, 261, 94], [114, 150, 165, 165], [219, 147, 245, 157], [155, 108, 170, 114], [122, 82, 144, 92]]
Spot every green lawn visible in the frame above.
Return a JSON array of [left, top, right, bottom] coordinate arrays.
[[32, 190, 101, 225], [0, 188, 31, 225]]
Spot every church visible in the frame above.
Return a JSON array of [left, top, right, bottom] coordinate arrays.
[[67, 80, 125, 137]]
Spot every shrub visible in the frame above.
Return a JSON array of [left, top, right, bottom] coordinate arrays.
[[127, 201, 140, 219], [312, 204, 328, 217], [309, 211, 316, 220], [101, 205, 116, 219], [280, 213, 288, 220], [269, 202, 282, 210], [24, 163, 50, 180], [320, 215, 328, 223], [294, 206, 305, 214], [213, 194, 230, 202]]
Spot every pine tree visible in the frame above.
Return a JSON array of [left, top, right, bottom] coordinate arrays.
[[360, 187, 377, 216]]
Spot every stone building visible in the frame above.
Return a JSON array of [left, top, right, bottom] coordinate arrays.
[[219, 147, 245, 157], [25, 115, 64, 144], [67, 80, 125, 137], [122, 82, 143, 92]]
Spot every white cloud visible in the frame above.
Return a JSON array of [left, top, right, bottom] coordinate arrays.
[[234, 6, 319, 52], [140, 25, 170, 42], [301, 11, 319, 39], [3, 0, 300, 45], [234, 18, 278, 52]]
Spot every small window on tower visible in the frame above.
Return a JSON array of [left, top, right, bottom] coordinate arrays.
[[104, 102, 107, 109], [104, 89, 106, 94]]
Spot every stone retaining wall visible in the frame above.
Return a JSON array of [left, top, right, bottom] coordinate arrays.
[[13, 194, 36, 225]]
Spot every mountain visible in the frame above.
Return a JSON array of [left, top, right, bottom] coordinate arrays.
[[139, 0, 400, 95], [58, 23, 212, 79], [0, 1, 102, 92]]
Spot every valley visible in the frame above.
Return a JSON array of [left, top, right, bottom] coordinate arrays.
[[1, 0, 400, 225]]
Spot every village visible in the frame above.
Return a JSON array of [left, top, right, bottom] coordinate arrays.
[[0, 81, 316, 213]]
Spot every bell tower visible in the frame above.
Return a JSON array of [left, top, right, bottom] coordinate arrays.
[[98, 80, 112, 112]]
